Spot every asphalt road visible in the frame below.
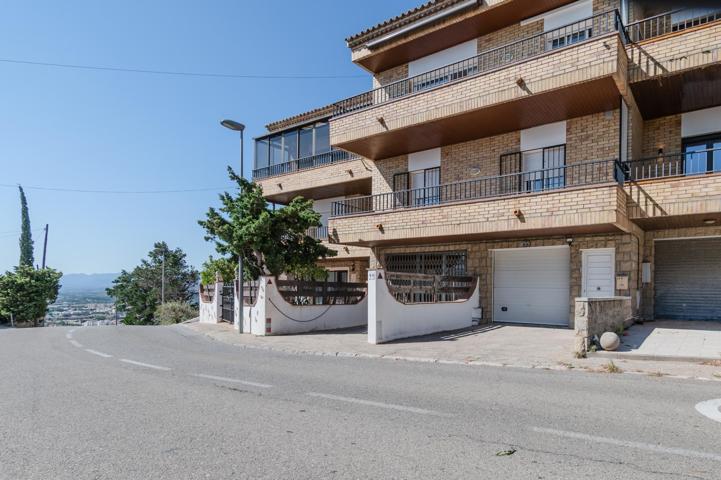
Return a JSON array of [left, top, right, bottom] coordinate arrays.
[[1, 325, 720, 480]]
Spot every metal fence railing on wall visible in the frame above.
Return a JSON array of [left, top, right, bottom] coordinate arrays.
[[385, 272, 477, 305], [275, 280, 367, 306]]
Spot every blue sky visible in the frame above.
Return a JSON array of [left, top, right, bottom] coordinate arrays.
[[0, 0, 418, 274]]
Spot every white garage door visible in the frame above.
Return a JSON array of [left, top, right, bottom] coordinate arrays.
[[493, 246, 570, 326]]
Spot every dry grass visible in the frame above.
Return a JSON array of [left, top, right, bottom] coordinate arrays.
[[602, 361, 622, 374], [700, 359, 721, 367]]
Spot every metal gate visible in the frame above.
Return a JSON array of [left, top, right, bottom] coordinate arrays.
[[221, 284, 235, 323], [655, 238, 721, 321]]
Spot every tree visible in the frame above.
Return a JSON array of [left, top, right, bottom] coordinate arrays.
[[106, 242, 199, 325], [198, 167, 335, 280], [200, 256, 236, 286], [155, 302, 198, 325], [18, 186, 34, 267], [0, 266, 62, 327]]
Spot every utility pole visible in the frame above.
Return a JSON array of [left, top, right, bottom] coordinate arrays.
[[220, 119, 246, 334], [161, 254, 166, 305], [41, 224, 49, 269]]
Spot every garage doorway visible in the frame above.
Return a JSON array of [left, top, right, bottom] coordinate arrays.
[[493, 246, 570, 326], [655, 237, 721, 320]]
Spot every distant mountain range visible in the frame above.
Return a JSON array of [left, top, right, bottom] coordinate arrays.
[[60, 273, 119, 293]]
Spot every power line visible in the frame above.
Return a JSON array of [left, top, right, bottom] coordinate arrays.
[[0, 57, 366, 80], [0, 183, 236, 194]]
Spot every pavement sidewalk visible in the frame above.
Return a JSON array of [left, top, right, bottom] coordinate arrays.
[[183, 322, 721, 383]]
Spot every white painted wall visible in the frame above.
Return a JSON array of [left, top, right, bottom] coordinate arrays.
[[682, 106, 721, 138], [236, 277, 367, 336], [408, 39, 477, 77], [313, 196, 346, 227], [199, 283, 222, 324], [408, 148, 441, 171], [522, 0, 593, 30], [367, 270, 480, 344], [520, 121, 567, 151]]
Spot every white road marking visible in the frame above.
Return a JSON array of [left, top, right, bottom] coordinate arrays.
[[532, 427, 721, 463], [120, 359, 171, 371], [69, 340, 83, 348], [85, 349, 113, 358], [65, 332, 73, 339], [696, 399, 721, 424], [307, 392, 453, 417], [193, 373, 272, 389]]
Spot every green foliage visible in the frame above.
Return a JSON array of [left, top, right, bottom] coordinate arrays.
[[18, 186, 34, 267], [106, 242, 199, 325], [198, 168, 336, 280], [154, 301, 198, 325], [200, 256, 236, 285], [0, 265, 62, 327]]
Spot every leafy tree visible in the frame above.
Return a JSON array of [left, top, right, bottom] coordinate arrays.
[[18, 186, 34, 267], [198, 168, 335, 280], [0, 266, 62, 327], [200, 256, 236, 285], [155, 301, 198, 325], [106, 242, 199, 325]]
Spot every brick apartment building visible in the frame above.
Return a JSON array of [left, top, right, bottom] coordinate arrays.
[[252, 0, 721, 329]]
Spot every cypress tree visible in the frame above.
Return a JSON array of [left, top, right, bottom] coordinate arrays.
[[18, 186, 34, 267]]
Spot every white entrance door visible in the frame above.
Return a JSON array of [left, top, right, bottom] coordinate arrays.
[[582, 248, 615, 298], [493, 246, 570, 326]]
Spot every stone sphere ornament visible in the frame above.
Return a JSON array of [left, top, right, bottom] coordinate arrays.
[[600, 332, 621, 351]]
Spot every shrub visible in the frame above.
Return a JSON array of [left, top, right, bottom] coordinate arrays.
[[154, 302, 198, 325]]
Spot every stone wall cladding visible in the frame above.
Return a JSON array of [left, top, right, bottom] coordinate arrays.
[[256, 157, 372, 199], [625, 174, 721, 219], [331, 35, 624, 146], [329, 184, 625, 245], [368, 231, 638, 324], [574, 296, 633, 352]]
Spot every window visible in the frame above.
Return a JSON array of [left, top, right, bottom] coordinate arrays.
[[314, 122, 330, 154], [255, 139, 269, 170], [327, 270, 348, 283], [385, 252, 467, 275], [299, 125, 314, 159], [683, 134, 721, 175], [392, 167, 440, 207], [501, 145, 566, 193], [549, 28, 590, 49], [282, 130, 298, 163], [270, 135, 284, 166]]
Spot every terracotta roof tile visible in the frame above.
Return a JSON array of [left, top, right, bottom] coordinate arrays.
[[346, 0, 468, 48], [264, 104, 336, 134]]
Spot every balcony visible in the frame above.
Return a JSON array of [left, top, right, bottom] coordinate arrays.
[[625, 148, 721, 230], [626, 8, 721, 118], [307, 226, 371, 260], [330, 10, 628, 160], [329, 159, 629, 246], [253, 150, 372, 204]]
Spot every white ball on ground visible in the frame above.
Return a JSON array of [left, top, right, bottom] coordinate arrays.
[[600, 332, 620, 351]]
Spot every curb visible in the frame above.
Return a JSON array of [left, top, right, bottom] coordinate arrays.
[[589, 350, 721, 364], [182, 325, 721, 384]]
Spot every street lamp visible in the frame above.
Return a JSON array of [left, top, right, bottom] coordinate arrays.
[[221, 119, 246, 334]]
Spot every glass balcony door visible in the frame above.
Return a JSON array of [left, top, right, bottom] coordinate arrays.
[[683, 135, 721, 175]]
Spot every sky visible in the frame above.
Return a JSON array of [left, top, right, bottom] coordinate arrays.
[[0, 0, 418, 274]]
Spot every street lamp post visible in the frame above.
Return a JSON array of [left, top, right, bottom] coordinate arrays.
[[220, 119, 246, 334]]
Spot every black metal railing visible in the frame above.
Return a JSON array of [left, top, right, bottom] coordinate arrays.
[[307, 225, 329, 241], [626, 7, 721, 43], [624, 148, 721, 181], [275, 280, 367, 305], [331, 159, 623, 217], [332, 10, 625, 116], [237, 280, 260, 307], [385, 272, 477, 304], [221, 284, 235, 323], [252, 150, 358, 180]]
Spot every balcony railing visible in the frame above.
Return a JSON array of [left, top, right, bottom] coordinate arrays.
[[253, 150, 359, 180], [331, 159, 624, 217], [624, 148, 721, 181], [332, 10, 625, 117], [307, 225, 329, 241], [626, 7, 721, 43]]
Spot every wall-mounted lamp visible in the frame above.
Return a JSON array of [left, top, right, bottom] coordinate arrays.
[[657, 147, 664, 156], [376, 223, 384, 233], [703, 219, 717, 225], [566, 237, 574, 245]]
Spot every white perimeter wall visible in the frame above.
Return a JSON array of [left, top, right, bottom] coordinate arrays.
[[367, 270, 481, 344], [237, 277, 367, 336], [199, 283, 222, 324]]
